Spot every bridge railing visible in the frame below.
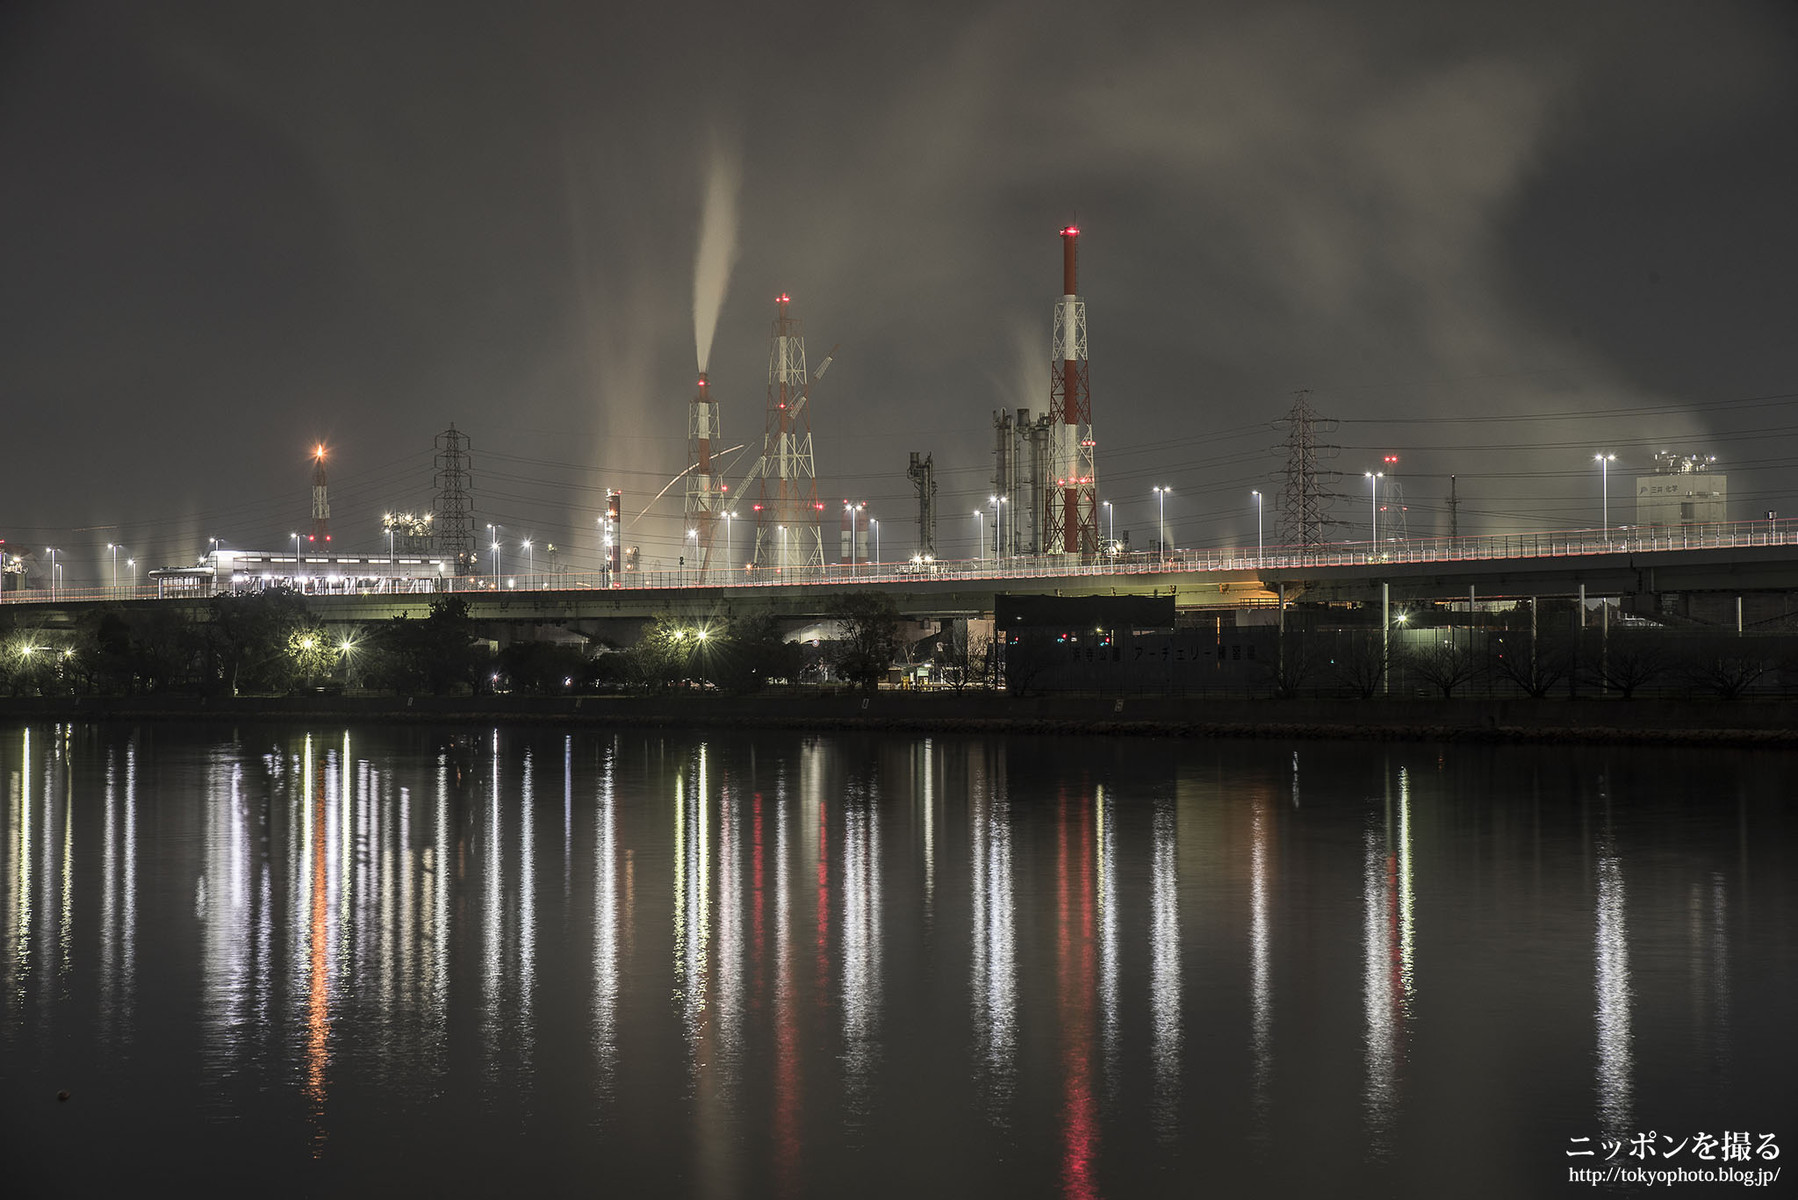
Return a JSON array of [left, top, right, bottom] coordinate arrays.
[[4, 519, 1795, 604]]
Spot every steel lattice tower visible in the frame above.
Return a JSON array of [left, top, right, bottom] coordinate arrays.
[[432, 424, 477, 570], [752, 294, 823, 569], [1276, 390, 1339, 546], [686, 372, 725, 571], [1045, 225, 1098, 559]]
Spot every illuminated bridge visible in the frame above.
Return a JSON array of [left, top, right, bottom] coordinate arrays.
[[8, 523, 1798, 636]]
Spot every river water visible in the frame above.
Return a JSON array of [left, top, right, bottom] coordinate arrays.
[[2, 722, 1791, 1197]]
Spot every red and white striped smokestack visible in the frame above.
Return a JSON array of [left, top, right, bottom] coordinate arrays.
[[1047, 223, 1097, 557], [1058, 226, 1079, 546]]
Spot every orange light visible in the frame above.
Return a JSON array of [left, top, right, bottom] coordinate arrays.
[[314, 444, 325, 459]]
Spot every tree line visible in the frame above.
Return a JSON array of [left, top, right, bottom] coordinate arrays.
[[0, 589, 910, 699]]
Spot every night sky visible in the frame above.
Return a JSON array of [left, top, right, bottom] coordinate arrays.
[[3, 1, 1795, 582]]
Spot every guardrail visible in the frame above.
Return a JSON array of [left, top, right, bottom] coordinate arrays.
[[2, 519, 1793, 604]]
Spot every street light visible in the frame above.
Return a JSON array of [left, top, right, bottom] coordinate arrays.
[[108, 542, 121, 590], [1251, 490, 1263, 566], [724, 511, 735, 572], [486, 523, 502, 585], [990, 495, 1006, 560], [685, 528, 697, 581], [974, 510, 985, 562], [1153, 486, 1171, 564], [127, 558, 136, 589], [45, 547, 59, 599], [1102, 499, 1114, 548], [386, 521, 396, 565], [869, 517, 880, 567], [523, 539, 533, 589], [292, 532, 301, 578], [1595, 453, 1616, 539], [1364, 471, 1384, 547], [778, 524, 787, 569]]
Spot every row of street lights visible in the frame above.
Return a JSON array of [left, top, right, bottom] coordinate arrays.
[[369, 448, 1629, 588], [93, 451, 1630, 601]]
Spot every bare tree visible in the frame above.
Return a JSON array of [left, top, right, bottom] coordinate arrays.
[[1586, 631, 1674, 699], [1265, 625, 1326, 698], [1404, 637, 1482, 698], [1329, 629, 1387, 700], [1489, 629, 1573, 698], [1681, 637, 1773, 699]]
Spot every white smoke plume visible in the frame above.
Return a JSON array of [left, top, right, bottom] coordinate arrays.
[[693, 141, 742, 374]]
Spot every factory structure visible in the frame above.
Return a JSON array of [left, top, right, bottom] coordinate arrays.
[[674, 227, 1097, 573], [679, 226, 1099, 572], [991, 226, 1102, 559], [145, 226, 1108, 596], [1637, 452, 1727, 529]]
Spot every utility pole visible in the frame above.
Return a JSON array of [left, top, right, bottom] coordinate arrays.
[[1447, 475, 1460, 539]]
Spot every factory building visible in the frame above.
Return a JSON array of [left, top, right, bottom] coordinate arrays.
[[1636, 452, 1726, 529]]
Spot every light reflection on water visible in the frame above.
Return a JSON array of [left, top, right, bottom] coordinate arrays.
[[0, 724, 1788, 1198]]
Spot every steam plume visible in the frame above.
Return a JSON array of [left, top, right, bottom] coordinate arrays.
[[693, 143, 742, 373]]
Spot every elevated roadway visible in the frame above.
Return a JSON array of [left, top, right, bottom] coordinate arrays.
[[7, 525, 1798, 635]]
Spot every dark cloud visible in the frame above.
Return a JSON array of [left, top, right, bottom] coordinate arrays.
[[2, 0, 1793, 579]]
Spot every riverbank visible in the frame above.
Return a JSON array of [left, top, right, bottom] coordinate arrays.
[[3, 691, 1796, 746]]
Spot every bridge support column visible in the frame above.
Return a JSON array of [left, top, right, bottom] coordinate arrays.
[[1529, 595, 1538, 695], [1737, 595, 1744, 634], [1578, 583, 1586, 629], [1381, 582, 1389, 697], [1468, 585, 1476, 665], [1602, 597, 1610, 691], [1277, 581, 1286, 686]]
